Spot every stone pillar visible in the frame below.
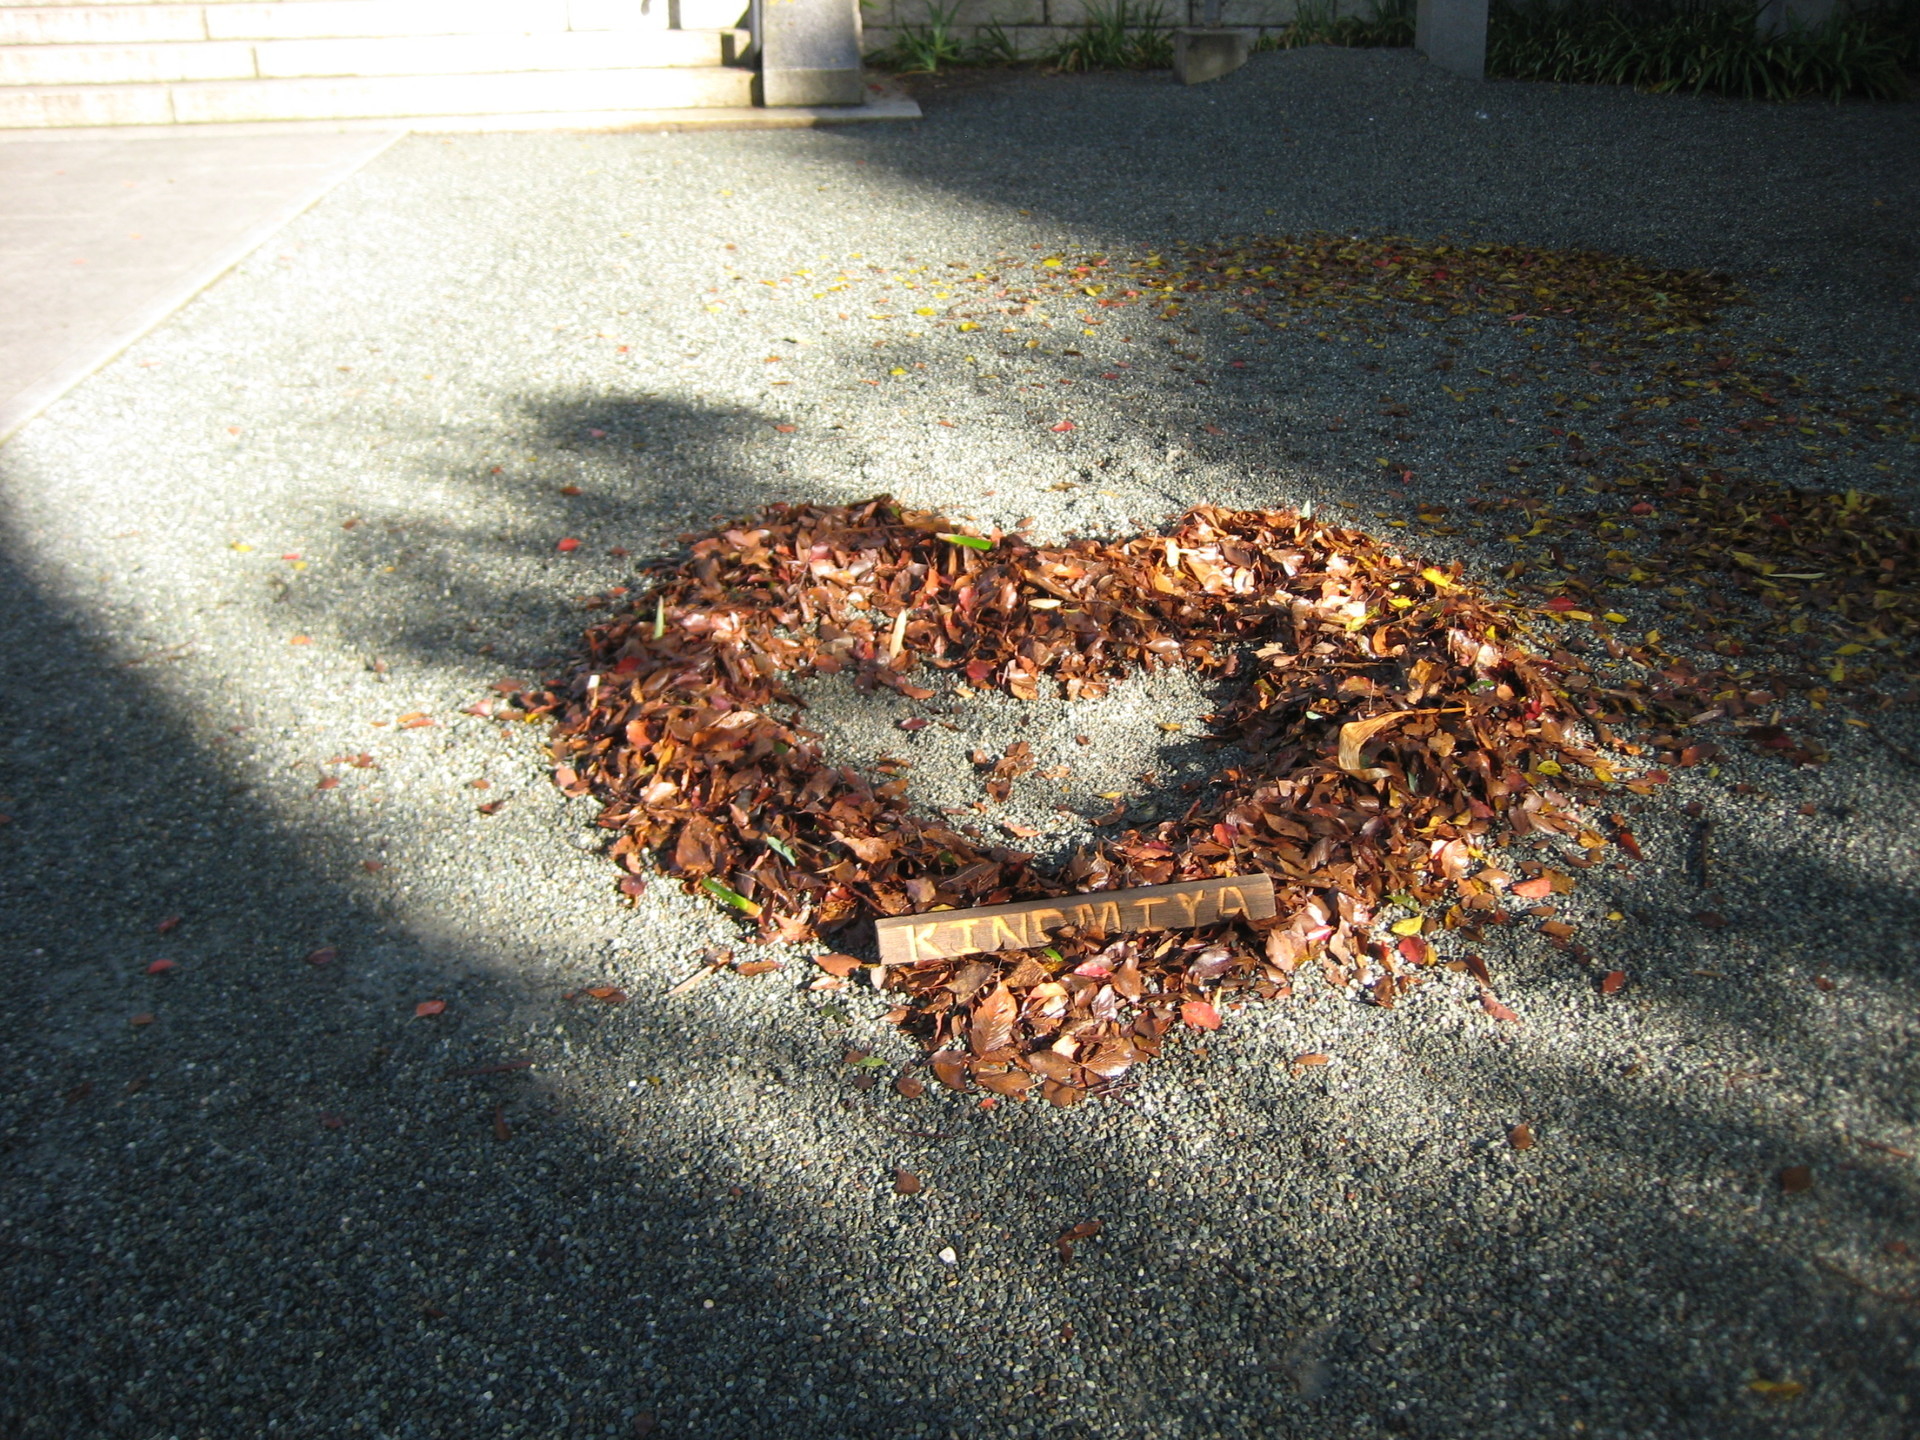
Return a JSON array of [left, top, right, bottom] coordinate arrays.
[[1757, 0, 1835, 31], [760, 0, 865, 107], [1415, 0, 1487, 80]]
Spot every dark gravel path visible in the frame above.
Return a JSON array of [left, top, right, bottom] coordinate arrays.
[[1, 48, 1916, 1440]]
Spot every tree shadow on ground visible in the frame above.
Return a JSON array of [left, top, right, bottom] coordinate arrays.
[[4, 67, 1919, 1434]]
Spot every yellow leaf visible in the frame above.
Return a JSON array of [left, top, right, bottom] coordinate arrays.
[[1535, 759, 1564, 775], [229, 541, 253, 552], [1338, 710, 1414, 777], [1389, 595, 1413, 610], [1041, 257, 1064, 268], [958, 321, 979, 332], [1836, 643, 1866, 656], [1390, 917, 1423, 936], [1747, 1380, 1803, 1401], [890, 367, 906, 376], [1604, 612, 1628, 623], [914, 307, 936, 317], [1566, 610, 1594, 622], [1420, 567, 1457, 590]]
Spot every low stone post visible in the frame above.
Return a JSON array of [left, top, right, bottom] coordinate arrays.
[[760, 0, 865, 107], [1172, 0, 1253, 84], [1415, 0, 1487, 80]]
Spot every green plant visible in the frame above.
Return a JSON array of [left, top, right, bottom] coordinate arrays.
[[1048, 0, 1174, 70], [971, 18, 1028, 61], [1487, 0, 1912, 100], [872, 0, 968, 73], [1257, 0, 1415, 49]]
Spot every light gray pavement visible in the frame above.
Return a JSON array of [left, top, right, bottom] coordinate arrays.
[[1, 50, 1917, 1440], [0, 127, 397, 440]]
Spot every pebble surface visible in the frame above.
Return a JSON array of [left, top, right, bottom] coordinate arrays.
[[1, 48, 1916, 1440]]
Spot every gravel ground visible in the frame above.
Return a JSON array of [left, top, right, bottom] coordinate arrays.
[[3, 47, 1918, 1440]]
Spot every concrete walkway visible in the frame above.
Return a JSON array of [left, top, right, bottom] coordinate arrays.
[[0, 127, 396, 439]]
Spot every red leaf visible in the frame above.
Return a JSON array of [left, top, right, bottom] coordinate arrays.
[[583, 986, 628, 1004], [815, 953, 863, 978], [1396, 935, 1430, 966], [1546, 596, 1577, 612], [930, 1051, 970, 1092], [316, 776, 341, 791], [1509, 1123, 1535, 1150], [414, 999, 447, 1017], [1511, 877, 1553, 900], [1180, 999, 1222, 1030], [305, 946, 338, 967], [893, 1167, 923, 1195], [1479, 991, 1519, 1023], [556, 537, 581, 553], [144, 959, 177, 975], [156, 915, 182, 934], [1050, 420, 1076, 432], [1600, 969, 1627, 995]]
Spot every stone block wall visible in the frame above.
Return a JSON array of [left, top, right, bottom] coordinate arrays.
[[863, 0, 1367, 61]]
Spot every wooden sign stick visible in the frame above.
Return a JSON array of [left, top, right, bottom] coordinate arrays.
[[874, 873, 1277, 966]]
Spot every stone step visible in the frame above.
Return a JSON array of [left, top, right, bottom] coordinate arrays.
[[0, 28, 747, 82], [0, 0, 747, 46], [0, 62, 754, 123]]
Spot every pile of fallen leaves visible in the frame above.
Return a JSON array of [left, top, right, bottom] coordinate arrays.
[[526, 497, 1643, 1105]]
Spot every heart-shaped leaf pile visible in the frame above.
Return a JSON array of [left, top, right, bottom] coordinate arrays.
[[529, 497, 1626, 1104]]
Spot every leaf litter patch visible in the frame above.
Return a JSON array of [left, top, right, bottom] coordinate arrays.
[[509, 230, 1916, 1102], [751, 229, 1917, 702], [525, 496, 1654, 1106]]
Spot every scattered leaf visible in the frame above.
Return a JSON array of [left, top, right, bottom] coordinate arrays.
[[1180, 999, 1222, 1030]]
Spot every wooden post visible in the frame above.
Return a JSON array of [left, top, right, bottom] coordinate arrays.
[[874, 874, 1278, 965]]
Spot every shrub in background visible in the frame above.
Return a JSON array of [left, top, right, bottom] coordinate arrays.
[[1047, 0, 1176, 69], [1487, 0, 1916, 99], [1257, 0, 1417, 49]]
